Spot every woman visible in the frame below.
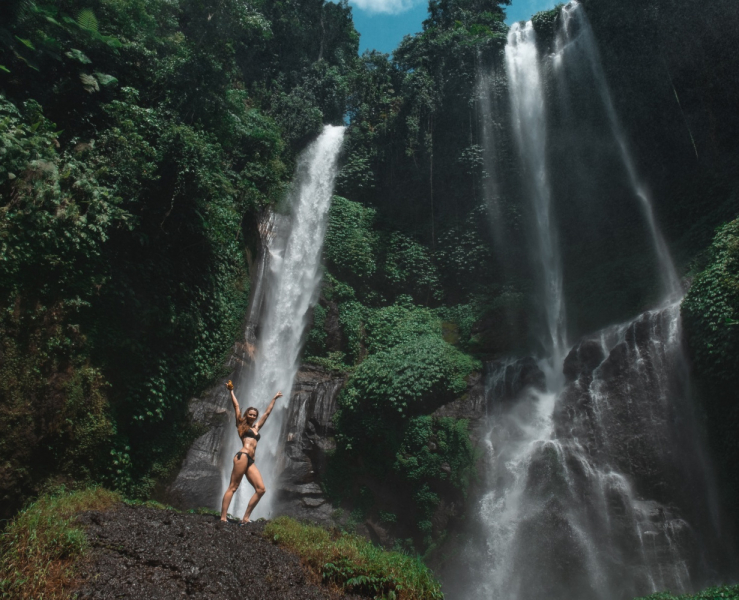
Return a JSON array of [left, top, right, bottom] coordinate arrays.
[[220, 381, 283, 524]]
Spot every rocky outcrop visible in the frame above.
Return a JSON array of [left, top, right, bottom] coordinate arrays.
[[272, 364, 346, 524], [166, 348, 249, 511], [75, 504, 355, 600], [440, 304, 729, 600]]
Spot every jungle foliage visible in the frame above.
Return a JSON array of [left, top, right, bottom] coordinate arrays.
[[682, 218, 739, 524], [265, 516, 444, 600], [0, 0, 357, 514], [307, 195, 482, 549], [2, 0, 739, 571]]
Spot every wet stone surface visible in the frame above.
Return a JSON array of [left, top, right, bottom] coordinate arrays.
[[75, 504, 354, 600]]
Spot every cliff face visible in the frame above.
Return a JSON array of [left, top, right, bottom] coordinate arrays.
[[167, 362, 344, 518], [168, 359, 492, 543], [273, 365, 346, 523]]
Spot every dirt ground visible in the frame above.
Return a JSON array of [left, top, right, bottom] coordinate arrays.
[[75, 504, 357, 599]]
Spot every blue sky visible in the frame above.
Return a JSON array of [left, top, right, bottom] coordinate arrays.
[[349, 0, 559, 54]]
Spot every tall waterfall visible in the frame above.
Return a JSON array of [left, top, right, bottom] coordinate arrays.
[[505, 21, 567, 371], [219, 125, 345, 520], [554, 1, 681, 300], [443, 10, 725, 600]]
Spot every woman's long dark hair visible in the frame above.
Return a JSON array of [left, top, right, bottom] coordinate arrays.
[[237, 407, 259, 437]]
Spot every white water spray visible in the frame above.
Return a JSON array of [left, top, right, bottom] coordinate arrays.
[[555, 1, 681, 300], [506, 21, 567, 373], [219, 125, 345, 520]]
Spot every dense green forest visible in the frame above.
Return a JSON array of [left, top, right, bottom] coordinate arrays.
[[2, 0, 739, 571]]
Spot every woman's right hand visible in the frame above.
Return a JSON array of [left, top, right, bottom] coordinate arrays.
[[226, 380, 234, 391]]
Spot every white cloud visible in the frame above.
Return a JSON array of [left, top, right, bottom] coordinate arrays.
[[350, 0, 423, 15]]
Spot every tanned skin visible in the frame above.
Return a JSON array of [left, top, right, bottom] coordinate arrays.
[[220, 384, 283, 523]]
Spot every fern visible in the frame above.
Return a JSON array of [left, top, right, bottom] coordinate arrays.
[[77, 9, 98, 32]]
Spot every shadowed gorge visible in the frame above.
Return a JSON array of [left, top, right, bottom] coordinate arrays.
[[1, 0, 739, 598]]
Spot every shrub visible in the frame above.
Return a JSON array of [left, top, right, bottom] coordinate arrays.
[[0, 487, 119, 600], [335, 333, 478, 451], [636, 585, 739, 600], [265, 516, 444, 600], [682, 218, 739, 383], [324, 195, 379, 282]]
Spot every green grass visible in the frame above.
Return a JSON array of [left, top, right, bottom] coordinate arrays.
[[0, 486, 119, 600], [264, 516, 444, 600], [636, 585, 739, 600]]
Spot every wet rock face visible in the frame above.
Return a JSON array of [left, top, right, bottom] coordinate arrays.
[[562, 339, 605, 381], [272, 364, 346, 524], [486, 356, 546, 404], [166, 347, 250, 511], [75, 504, 355, 600], [554, 307, 695, 504]]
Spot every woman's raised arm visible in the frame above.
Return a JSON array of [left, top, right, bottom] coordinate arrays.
[[226, 381, 240, 420], [257, 391, 283, 430]]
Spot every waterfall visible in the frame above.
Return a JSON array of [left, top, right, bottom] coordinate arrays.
[[476, 64, 504, 241], [219, 125, 345, 520], [446, 302, 721, 600], [505, 21, 567, 372], [444, 12, 724, 600], [554, 1, 681, 300]]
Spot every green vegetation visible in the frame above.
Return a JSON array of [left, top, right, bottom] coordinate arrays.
[[308, 197, 482, 548], [682, 218, 739, 523], [0, 486, 119, 600], [265, 516, 444, 600], [635, 585, 739, 600], [2, 0, 739, 585], [0, 0, 357, 513]]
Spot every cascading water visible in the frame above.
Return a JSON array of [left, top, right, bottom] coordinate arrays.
[[444, 11, 725, 600], [219, 125, 345, 520], [554, 1, 681, 300], [505, 21, 567, 370], [447, 302, 722, 600]]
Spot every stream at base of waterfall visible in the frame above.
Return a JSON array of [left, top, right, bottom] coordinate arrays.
[[218, 125, 345, 521]]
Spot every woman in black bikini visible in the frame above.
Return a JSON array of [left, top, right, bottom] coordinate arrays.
[[220, 381, 283, 524]]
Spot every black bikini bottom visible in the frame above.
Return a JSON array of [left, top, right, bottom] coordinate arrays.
[[235, 451, 254, 467]]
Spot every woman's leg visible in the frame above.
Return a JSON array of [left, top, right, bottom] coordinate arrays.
[[241, 463, 266, 523], [220, 454, 248, 521]]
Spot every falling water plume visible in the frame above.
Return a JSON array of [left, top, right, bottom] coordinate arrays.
[[555, 1, 682, 301], [505, 20, 567, 378], [219, 125, 345, 520]]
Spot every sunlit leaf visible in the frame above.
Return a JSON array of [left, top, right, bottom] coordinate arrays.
[[65, 49, 92, 64], [15, 37, 35, 50], [94, 72, 118, 88], [79, 73, 99, 93]]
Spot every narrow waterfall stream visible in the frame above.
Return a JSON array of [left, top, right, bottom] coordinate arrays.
[[219, 125, 345, 520], [554, 1, 681, 300], [505, 21, 567, 370]]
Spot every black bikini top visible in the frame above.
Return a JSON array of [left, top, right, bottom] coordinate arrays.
[[242, 429, 261, 441]]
